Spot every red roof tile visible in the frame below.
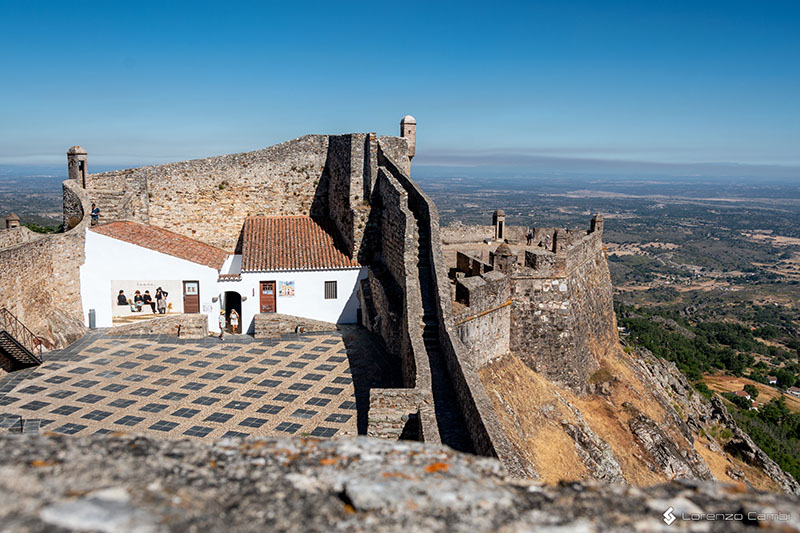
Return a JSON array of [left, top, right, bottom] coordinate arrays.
[[241, 216, 360, 272], [91, 221, 229, 270]]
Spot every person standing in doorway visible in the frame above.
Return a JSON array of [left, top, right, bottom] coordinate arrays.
[[218, 311, 226, 340], [229, 309, 239, 334]]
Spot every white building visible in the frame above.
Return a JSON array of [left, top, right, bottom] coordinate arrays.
[[80, 216, 367, 335]]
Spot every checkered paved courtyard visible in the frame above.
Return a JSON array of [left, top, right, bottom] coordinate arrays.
[[0, 326, 399, 440]]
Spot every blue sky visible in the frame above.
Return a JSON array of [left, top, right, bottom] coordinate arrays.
[[1, 1, 798, 174]]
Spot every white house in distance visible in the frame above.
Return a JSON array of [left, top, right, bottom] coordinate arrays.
[[79, 216, 367, 334]]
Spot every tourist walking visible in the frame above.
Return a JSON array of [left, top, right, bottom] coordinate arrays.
[[218, 311, 226, 340], [229, 309, 239, 334], [90, 203, 100, 226], [526, 228, 533, 246]]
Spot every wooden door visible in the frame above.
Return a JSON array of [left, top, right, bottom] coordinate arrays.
[[260, 281, 276, 313], [183, 280, 200, 313]]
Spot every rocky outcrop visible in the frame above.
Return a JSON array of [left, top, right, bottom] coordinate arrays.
[[1, 433, 798, 532]]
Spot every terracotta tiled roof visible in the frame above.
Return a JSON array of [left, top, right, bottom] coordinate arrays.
[[241, 216, 360, 272], [91, 221, 228, 270]]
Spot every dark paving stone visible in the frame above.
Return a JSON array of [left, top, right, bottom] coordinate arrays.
[[333, 376, 353, 385], [204, 412, 233, 423], [17, 385, 46, 394], [143, 364, 168, 373], [139, 403, 169, 413], [257, 404, 284, 415], [82, 409, 113, 421], [325, 413, 352, 423], [130, 344, 151, 350], [163, 357, 185, 364], [52, 422, 87, 435], [217, 364, 239, 371], [198, 372, 224, 380], [232, 356, 253, 363], [48, 390, 75, 399], [77, 394, 106, 404], [151, 378, 177, 386], [222, 430, 249, 438], [137, 353, 159, 361], [259, 358, 280, 366], [241, 389, 268, 399], [287, 362, 308, 369], [290, 408, 317, 419], [19, 400, 49, 411], [321, 339, 339, 345], [68, 367, 94, 375], [123, 374, 148, 382], [223, 401, 251, 411], [243, 367, 266, 375], [111, 350, 134, 357], [108, 399, 136, 408], [181, 382, 206, 391], [184, 425, 214, 437], [319, 386, 343, 396], [85, 346, 108, 353], [246, 348, 266, 354], [274, 421, 302, 434], [288, 383, 312, 392], [149, 420, 179, 432], [284, 344, 303, 350], [274, 370, 295, 378], [311, 347, 329, 353], [326, 356, 346, 363], [96, 370, 122, 379], [172, 369, 195, 377], [162, 392, 188, 401], [154, 346, 176, 352], [302, 373, 324, 382], [274, 393, 299, 403], [180, 349, 201, 356], [72, 379, 100, 389], [0, 396, 20, 406], [118, 361, 141, 369], [130, 387, 157, 397], [172, 408, 200, 418], [306, 397, 331, 407], [315, 364, 336, 372], [228, 376, 252, 384], [190, 360, 212, 368], [272, 351, 291, 358], [310, 426, 338, 438], [338, 400, 357, 410], [239, 417, 269, 428], [89, 357, 113, 366], [101, 384, 127, 393], [192, 396, 220, 406], [300, 353, 320, 361], [50, 405, 81, 416], [114, 415, 144, 427], [209, 386, 235, 395]]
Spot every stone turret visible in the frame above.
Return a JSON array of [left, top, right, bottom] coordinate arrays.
[[590, 213, 604, 234], [67, 146, 88, 187], [492, 209, 506, 241], [400, 115, 416, 159], [5, 212, 20, 229], [491, 242, 517, 274]]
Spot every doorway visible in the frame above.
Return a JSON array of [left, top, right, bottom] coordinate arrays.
[[182, 280, 200, 313], [260, 280, 276, 313], [224, 291, 242, 333]]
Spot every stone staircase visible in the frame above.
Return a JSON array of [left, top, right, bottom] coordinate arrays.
[[414, 210, 474, 452], [88, 189, 127, 224], [0, 308, 42, 372]]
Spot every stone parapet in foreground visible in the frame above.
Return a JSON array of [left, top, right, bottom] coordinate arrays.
[[0, 433, 798, 532]]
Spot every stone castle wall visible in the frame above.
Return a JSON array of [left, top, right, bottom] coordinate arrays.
[[455, 271, 512, 367], [509, 238, 617, 389], [0, 226, 44, 250], [0, 181, 90, 348]]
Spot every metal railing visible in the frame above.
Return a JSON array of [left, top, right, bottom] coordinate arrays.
[[0, 308, 43, 361]]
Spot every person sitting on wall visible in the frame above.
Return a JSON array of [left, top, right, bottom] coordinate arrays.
[[90, 203, 100, 226], [142, 290, 156, 313], [117, 290, 128, 305], [131, 290, 144, 312], [155, 288, 168, 314]]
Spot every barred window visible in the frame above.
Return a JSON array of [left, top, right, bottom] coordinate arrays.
[[324, 281, 337, 300]]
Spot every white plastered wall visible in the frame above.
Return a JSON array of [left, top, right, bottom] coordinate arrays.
[[80, 230, 223, 331]]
